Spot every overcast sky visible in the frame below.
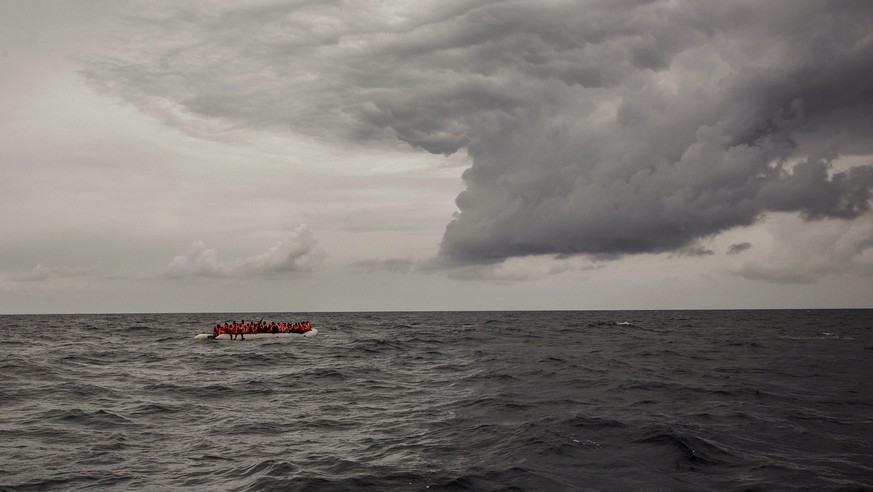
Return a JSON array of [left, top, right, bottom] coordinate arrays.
[[2, 0, 873, 313]]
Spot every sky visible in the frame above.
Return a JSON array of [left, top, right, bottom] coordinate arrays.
[[2, 0, 873, 313]]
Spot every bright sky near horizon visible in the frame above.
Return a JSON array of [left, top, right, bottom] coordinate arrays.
[[2, 1, 873, 313]]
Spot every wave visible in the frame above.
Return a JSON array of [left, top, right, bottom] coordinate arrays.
[[244, 472, 429, 492], [125, 324, 155, 331], [635, 428, 740, 469], [143, 382, 277, 399], [126, 401, 195, 416], [432, 465, 569, 491], [565, 413, 626, 429], [23, 408, 132, 428], [4, 473, 137, 491]]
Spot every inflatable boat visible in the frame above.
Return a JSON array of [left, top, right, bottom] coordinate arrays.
[[194, 328, 318, 340]]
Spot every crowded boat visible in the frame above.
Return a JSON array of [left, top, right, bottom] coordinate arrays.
[[193, 320, 318, 340]]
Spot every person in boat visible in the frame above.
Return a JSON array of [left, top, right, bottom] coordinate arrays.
[[209, 319, 312, 338]]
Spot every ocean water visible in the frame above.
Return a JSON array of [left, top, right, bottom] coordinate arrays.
[[1, 310, 872, 491]]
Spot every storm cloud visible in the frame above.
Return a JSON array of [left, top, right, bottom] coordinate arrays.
[[727, 242, 752, 255], [86, 0, 873, 266]]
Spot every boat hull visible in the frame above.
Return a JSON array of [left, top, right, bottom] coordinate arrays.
[[194, 328, 318, 340]]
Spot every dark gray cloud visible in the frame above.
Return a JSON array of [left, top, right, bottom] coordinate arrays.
[[437, 2, 873, 263], [727, 242, 752, 255], [85, 0, 873, 267], [672, 246, 715, 258]]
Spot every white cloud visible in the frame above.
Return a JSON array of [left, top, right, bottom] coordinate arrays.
[[5, 264, 97, 283], [165, 225, 319, 278], [732, 213, 873, 284]]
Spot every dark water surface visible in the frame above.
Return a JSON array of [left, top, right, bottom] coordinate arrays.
[[1, 310, 872, 491]]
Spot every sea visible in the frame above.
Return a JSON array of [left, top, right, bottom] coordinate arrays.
[[1, 310, 872, 491]]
